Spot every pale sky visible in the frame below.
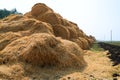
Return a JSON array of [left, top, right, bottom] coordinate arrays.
[[0, 0, 120, 41]]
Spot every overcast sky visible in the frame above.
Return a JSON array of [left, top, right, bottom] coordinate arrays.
[[0, 0, 120, 41]]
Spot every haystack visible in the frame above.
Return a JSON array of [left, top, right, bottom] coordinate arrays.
[[71, 38, 84, 49], [0, 15, 54, 35], [0, 2, 97, 80], [52, 24, 70, 39], [0, 32, 21, 51], [67, 27, 78, 39], [25, 3, 95, 49], [31, 3, 53, 17], [37, 12, 61, 25], [29, 21, 54, 35], [2, 14, 24, 22], [78, 37, 90, 50], [0, 33, 86, 68], [0, 18, 36, 33]]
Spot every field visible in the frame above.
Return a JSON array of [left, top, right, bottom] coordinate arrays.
[[90, 42, 104, 52], [91, 41, 120, 51], [104, 41, 120, 46]]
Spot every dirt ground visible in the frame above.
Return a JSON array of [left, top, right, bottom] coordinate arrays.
[[60, 50, 120, 80], [82, 50, 118, 80], [0, 50, 120, 80]]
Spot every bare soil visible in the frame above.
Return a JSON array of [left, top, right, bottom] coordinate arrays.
[[60, 50, 120, 80]]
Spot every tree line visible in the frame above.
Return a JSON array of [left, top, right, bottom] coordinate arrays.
[[0, 8, 22, 19]]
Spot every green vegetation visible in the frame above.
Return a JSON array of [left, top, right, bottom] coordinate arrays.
[[104, 41, 120, 46], [90, 41, 120, 52], [90, 42, 104, 52], [0, 8, 22, 19]]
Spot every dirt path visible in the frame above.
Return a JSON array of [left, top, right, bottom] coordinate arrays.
[[98, 42, 120, 66], [60, 50, 119, 80], [82, 50, 116, 80]]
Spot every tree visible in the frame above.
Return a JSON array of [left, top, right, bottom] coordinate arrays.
[[0, 8, 22, 19]]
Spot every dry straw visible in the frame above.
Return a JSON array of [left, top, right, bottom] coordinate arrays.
[[20, 33, 86, 68]]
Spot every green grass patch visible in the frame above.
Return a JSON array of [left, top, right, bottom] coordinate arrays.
[[90, 42, 104, 52], [104, 41, 120, 46], [90, 41, 120, 52]]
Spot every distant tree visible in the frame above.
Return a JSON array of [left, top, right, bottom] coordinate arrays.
[[0, 8, 22, 19], [11, 8, 17, 14]]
